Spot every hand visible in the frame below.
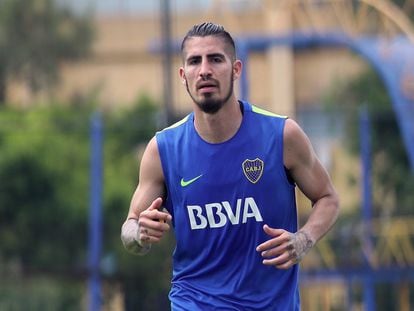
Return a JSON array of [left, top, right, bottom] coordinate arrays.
[[256, 224, 314, 269], [137, 197, 172, 247]]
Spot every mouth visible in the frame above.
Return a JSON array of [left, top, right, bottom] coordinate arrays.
[[197, 82, 218, 93]]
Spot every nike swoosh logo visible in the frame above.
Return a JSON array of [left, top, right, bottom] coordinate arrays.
[[180, 174, 203, 187]]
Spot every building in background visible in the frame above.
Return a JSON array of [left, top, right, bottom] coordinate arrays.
[[9, 1, 366, 113]]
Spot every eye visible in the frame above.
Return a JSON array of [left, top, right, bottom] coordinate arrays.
[[212, 56, 223, 63], [187, 57, 200, 65]]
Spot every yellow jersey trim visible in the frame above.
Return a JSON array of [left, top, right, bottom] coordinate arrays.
[[158, 115, 189, 132], [251, 105, 286, 118]]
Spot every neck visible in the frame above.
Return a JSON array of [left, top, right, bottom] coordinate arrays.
[[193, 97, 242, 143]]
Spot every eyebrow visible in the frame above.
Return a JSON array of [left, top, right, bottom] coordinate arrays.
[[186, 53, 226, 62], [206, 53, 225, 59]]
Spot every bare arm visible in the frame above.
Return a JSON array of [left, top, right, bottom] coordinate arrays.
[[284, 119, 339, 243], [257, 118, 339, 268], [121, 137, 172, 255]]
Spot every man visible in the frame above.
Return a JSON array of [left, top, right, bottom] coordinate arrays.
[[121, 22, 339, 310]]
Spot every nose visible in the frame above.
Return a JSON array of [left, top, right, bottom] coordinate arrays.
[[199, 59, 212, 80]]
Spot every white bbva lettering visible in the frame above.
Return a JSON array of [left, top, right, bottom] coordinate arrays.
[[187, 205, 207, 229], [187, 197, 263, 230]]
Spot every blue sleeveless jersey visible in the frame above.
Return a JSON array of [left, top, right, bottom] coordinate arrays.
[[156, 101, 299, 310]]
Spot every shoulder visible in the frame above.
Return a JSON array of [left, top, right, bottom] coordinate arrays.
[[139, 136, 164, 183], [157, 114, 191, 135], [155, 114, 192, 149], [284, 118, 305, 140], [155, 115, 192, 154], [247, 102, 287, 120], [141, 137, 161, 167], [145, 136, 159, 155], [283, 118, 314, 170], [244, 102, 287, 134]]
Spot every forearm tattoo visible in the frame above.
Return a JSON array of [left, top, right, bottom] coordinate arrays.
[[289, 231, 314, 263], [121, 218, 151, 255]]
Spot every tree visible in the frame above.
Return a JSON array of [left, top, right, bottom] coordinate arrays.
[[0, 104, 91, 271], [325, 68, 414, 217], [0, 0, 93, 103], [0, 95, 174, 308]]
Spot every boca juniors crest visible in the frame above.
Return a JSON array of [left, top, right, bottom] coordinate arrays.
[[242, 158, 264, 184]]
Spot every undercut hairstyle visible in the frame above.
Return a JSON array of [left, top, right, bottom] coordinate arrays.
[[181, 22, 237, 61]]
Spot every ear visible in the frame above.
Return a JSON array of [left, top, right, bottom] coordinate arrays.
[[232, 60, 242, 81], [179, 67, 186, 84]]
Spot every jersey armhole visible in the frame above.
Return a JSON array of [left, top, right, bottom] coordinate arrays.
[[280, 117, 296, 187], [284, 166, 296, 185]]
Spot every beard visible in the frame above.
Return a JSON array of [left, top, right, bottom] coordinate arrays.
[[186, 73, 234, 114]]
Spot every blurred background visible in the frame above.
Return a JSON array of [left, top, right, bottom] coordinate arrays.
[[0, 0, 414, 310]]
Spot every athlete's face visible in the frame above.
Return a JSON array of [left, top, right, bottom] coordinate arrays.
[[180, 36, 242, 114]]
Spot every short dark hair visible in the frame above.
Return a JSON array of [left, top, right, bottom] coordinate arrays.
[[181, 22, 236, 60]]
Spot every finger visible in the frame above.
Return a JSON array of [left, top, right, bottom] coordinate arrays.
[[262, 253, 290, 266], [149, 219, 171, 232], [263, 224, 285, 237], [139, 214, 171, 230], [256, 230, 288, 252], [148, 198, 172, 223], [275, 250, 299, 269], [146, 209, 172, 223], [140, 198, 171, 223], [256, 239, 278, 252], [275, 261, 296, 270], [140, 233, 161, 244], [138, 227, 151, 244], [148, 197, 163, 211], [141, 227, 164, 239], [262, 253, 296, 269], [260, 243, 287, 258], [139, 227, 164, 244], [157, 211, 172, 223]]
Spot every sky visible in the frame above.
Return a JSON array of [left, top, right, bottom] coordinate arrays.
[[56, 0, 212, 15]]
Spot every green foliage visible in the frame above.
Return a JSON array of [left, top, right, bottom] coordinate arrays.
[[106, 94, 160, 155], [102, 94, 158, 251], [325, 68, 414, 216], [0, 0, 94, 100], [0, 104, 91, 270], [102, 94, 173, 309], [0, 96, 172, 308], [0, 276, 84, 311], [392, 0, 414, 21]]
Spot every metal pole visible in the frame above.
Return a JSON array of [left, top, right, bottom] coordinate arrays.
[[360, 106, 372, 224], [360, 106, 375, 311], [88, 111, 103, 311], [346, 280, 353, 310], [161, 0, 173, 126]]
